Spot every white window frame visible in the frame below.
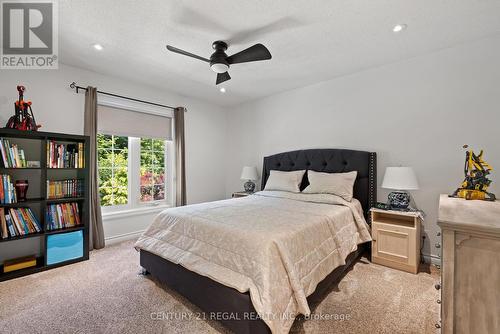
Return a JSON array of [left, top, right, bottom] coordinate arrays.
[[97, 96, 175, 215]]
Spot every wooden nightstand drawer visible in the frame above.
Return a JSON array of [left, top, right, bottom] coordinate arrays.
[[371, 209, 421, 274], [372, 222, 416, 266]]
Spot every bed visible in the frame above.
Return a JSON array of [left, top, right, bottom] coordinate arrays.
[[135, 149, 377, 334]]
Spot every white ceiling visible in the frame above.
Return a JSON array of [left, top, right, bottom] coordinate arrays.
[[59, 0, 500, 107]]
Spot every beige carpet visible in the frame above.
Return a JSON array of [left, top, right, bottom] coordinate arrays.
[[0, 240, 440, 334]]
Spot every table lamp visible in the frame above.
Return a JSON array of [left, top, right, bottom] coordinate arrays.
[[240, 166, 258, 193], [381, 167, 419, 210]]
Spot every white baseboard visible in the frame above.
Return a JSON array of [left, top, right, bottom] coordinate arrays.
[[105, 230, 144, 245], [423, 253, 441, 266]]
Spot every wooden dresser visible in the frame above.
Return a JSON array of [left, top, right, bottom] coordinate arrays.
[[438, 194, 500, 334]]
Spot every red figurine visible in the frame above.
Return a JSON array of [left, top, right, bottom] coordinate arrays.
[[5, 85, 41, 131]]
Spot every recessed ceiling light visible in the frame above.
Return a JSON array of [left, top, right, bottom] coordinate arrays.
[[93, 44, 104, 51], [219, 87, 226, 93], [392, 24, 407, 33]]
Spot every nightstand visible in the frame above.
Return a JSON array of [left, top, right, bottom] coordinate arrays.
[[232, 191, 253, 198], [370, 208, 422, 274]]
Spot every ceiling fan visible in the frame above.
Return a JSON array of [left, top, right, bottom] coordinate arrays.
[[166, 41, 272, 85]]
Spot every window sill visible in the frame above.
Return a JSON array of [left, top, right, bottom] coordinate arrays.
[[102, 204, 171, 220]]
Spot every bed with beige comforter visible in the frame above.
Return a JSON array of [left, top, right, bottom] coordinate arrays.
[[134, 191, 371, 333]]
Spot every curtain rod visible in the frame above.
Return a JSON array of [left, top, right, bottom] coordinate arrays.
[[69, 82, 179, 111]]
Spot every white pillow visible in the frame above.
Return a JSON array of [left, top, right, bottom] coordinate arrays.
[[303, 170, 358, 201], [264, 170, 306, 193]]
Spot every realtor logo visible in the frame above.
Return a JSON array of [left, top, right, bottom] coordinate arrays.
[[1, 1, 58, 69]]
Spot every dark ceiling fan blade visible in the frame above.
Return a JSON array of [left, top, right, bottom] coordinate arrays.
[[226, 44, 271, 64], [166, 45, 210, 63], [216, 72, 231, 85]]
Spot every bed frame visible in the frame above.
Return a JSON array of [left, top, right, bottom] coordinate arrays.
[[140, 149, 377, 334]]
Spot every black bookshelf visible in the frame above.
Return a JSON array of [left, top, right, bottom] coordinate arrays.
[[0, 128, 89, 282]]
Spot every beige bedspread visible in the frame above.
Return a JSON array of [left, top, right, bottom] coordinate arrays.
[[134, 191, 371, 333]]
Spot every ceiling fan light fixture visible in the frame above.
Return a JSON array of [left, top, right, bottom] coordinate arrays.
[[210, 63, 229, 73], [166, 40, 271, 85]]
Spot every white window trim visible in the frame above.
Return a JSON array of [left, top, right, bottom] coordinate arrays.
[[102, 203, 171, 220], [98, 97, 175, 215]]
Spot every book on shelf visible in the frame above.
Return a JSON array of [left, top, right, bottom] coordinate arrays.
[[0, 207, 42, 239], [3, 255, 37, 273], [46, 202, 81, 230], [0, 174, 17, 204], [47, 141, 85, 168], [47, 179, 84, 199], [0, 138, 27, 168], [0, 211, 7, 239]]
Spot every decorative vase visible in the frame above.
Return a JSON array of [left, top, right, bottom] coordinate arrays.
[[15, 180, 29, 202], [244, 180, 255, 193], [388, 191, 410, 210]]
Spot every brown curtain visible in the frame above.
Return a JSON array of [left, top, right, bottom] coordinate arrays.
[[174, 107, 187, 206], [84, 87, 105, 250]]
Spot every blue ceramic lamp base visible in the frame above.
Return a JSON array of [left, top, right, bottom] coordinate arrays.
[[243, 180, 255, 193], [387, 191, 411, 210]]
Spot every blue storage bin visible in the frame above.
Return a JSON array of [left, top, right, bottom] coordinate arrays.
[[46, 230, 84, 265]]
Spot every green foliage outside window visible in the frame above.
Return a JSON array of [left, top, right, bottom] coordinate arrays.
[[97, 134, 128, 206], [140, 138, 166, 202], [97, 134, 167, 207]]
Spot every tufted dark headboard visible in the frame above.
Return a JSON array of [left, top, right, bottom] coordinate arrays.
[[261, 149, 377, 218]]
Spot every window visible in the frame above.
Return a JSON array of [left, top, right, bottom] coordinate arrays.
[[97, 135, 171, 211], [97, 134, 129, 206], [96, 100, 174, 212], [140, 138, 166, 202]]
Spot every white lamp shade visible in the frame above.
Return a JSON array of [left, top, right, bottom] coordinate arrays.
[[381, 167, 419, 190], [240, 166, 258, 181]]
